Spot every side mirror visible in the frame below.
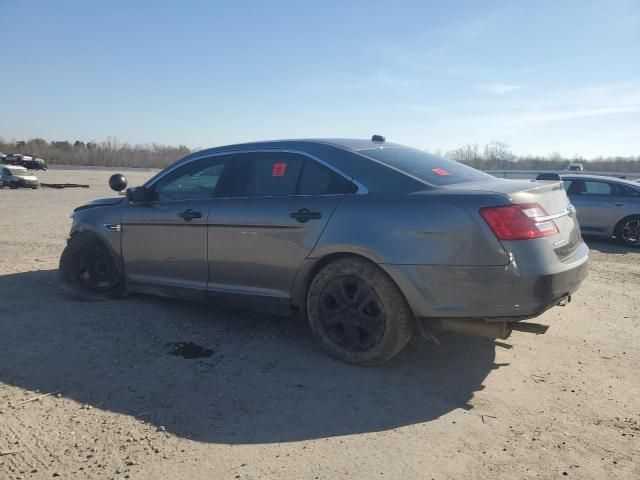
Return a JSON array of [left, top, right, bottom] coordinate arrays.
[[126, 186, 151, 203], [109, 173, 128, 192]]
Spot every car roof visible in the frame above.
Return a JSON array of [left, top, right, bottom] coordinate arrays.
[[4, 165, 28, 172], [147, 138, 427, 194], [196, 138, 406, 153], [562, 174, 640, 186]]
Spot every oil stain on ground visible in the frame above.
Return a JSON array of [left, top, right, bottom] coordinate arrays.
[[167, 342, 214, 359]]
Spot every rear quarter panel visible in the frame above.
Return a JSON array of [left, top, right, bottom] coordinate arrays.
[[311, 193, 511, 266]]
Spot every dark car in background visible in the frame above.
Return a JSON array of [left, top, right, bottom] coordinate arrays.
[[1, 153, 48, 170], [3, 153, 23, 165], [21, 156, 48, 170], [563, 174, 640, 247], [60, 137, 589, 365]]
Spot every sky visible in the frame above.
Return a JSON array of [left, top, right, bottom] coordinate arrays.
[[0, 0, 639, 157]]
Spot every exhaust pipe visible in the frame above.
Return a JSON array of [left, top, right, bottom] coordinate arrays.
[[431, 318, 549, 340]]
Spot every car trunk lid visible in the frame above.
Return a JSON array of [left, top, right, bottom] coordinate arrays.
[[444, 178, 582, 260]]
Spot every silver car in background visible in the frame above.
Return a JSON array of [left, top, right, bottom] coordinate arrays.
[[60, 137, 588, 365], [0, 165, 40, 189], [563, 174, 640, 247]]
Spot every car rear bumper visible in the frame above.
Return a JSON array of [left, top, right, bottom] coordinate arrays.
[[382, 240, 589, 320]]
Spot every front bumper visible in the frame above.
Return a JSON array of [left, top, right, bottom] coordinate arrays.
[[14, 179, 40, 188], [382, 241, 589, 321]]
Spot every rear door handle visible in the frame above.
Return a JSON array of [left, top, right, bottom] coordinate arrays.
[[614, 203, 629, 207], [178, 208, 202, 221], [290, 208, 322, 223]]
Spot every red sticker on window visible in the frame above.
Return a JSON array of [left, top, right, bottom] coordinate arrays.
[[431, 168, 451, 176], [272, 162, 287, 176]]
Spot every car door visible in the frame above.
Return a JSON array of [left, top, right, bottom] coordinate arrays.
[[565, 179, 630, 234], [205, 151, 357, 310], [121, 154, 234, 299]]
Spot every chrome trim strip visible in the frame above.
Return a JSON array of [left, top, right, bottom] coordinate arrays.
[[536, 208, 572, 222], [104, 223, 121, 232], [144, 148, 368, 195]]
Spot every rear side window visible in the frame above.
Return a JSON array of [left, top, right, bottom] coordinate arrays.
[[298, 159, 357, 195], [621, 185, 640, 197], [584, 181, 614, 195], [245, 153, 304, 196], [360, 147, 492, 186], [237, 152, 356, 197]]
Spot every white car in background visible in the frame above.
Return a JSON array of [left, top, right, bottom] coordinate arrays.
[[565, 163, 584, 172], [0, 165, 40, 189]]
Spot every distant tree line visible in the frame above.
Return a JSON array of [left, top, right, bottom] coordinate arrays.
[[442, 141, 640, 172], [1, 137, 639, 172], [0, 137, 191, 169]]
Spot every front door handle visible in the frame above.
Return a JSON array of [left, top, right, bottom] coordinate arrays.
[[178, 208, 202, 221], [290, 208, 322, 223], [614, 203, 629, 207]]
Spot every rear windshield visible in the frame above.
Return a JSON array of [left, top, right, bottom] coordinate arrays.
[[360, 147, 492, 186]]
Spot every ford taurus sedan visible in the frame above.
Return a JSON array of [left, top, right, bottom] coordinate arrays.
[[563, 174, 640, 247], [60, 137, 588, 365]]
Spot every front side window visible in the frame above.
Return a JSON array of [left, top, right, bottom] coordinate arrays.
[[152, 156, 231, 201], [564, 180, 638, 197]]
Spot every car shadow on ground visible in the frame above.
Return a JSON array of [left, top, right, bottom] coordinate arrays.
[[584, 237, 638, 254], [0, 269, 500, 444]]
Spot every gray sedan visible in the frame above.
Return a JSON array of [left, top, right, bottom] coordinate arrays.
[[60, 137, 588, 365], [563, 174, 640, 247]]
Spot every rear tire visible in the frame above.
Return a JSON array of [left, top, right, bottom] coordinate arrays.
[[615, 215, 640, 248], [59, 232, 125, 300], [307, 257, 414, 366]]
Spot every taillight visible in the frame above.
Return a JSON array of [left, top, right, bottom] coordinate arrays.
[[479, 203, 559, 240]]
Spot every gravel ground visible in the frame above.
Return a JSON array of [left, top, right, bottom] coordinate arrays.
[[1, 168, 639, 480]]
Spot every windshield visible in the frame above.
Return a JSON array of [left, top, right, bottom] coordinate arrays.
[[360, 147, 493, 186], [8, 168, 29, 176]]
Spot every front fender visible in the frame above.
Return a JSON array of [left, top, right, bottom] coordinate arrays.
[[69, 206, 124, 272]]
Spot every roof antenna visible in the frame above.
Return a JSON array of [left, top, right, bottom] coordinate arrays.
[[371, 134, 385, 143]]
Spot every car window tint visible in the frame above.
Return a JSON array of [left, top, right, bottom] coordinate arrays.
[[297, 160, 356, 195], [153, 157, 230, 201], [360, 147, 492, 186], [583, 181, 614, 195], [245, 153, 304, 197], [566, 180, 589, 196], [621, 185, 640, 197]]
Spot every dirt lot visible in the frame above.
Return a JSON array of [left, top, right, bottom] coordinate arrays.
[[1, 168, 639, 480]]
